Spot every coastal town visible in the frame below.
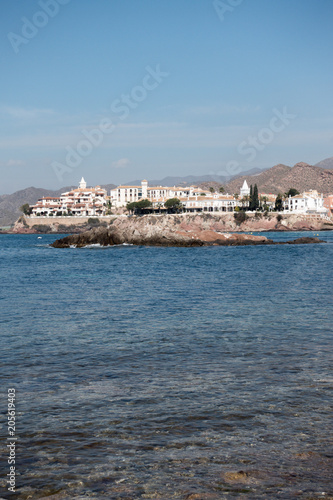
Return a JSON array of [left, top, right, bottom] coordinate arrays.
[[28, 177, 333, 218]]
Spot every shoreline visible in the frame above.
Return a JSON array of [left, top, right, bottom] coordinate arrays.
[[1, 227, 332, 236], [6, 212, 333, 235]]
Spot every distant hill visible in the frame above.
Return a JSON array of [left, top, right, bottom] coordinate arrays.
[[100, 183, 118, 192], [316, 156, 333, 170], [126, 175, 229, 187], [0, 183, 116, 227], [223, 162, 333, 195], [127, 168, 265, 188]]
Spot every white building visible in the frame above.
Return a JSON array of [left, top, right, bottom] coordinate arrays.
[[283, 190, 327, 215], [110, 181, 145, 207], [240, 180, 250, 197], [110, 179, 240, 212], [110, 180, 210, 208], [30, 178, 108, 217], [182, 196, 237, 213]]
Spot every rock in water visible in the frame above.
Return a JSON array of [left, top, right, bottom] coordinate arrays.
[[50, 216, 325, 248]]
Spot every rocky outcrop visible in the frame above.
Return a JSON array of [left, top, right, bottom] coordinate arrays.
[[51, 225, 271, 248], [16, 211, 333, 234], [51, 215, 325, 248]]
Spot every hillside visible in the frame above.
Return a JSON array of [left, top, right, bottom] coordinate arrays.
[[316, 156, 333, 170], [0, 183, 116, 227], [126, 168, 265, 188], [222, 162, 333, 195]]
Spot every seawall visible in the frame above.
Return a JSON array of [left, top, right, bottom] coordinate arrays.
[[12, 212, 333, 234]]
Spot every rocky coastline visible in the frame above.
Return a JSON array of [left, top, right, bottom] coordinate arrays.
[[51, 215, 325, 248], [8, 211, 333, 235]]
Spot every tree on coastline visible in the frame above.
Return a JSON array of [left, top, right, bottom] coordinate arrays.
[[249, 184, 259, 211], [241, 195, 250, 209], [164, 198, 183, 213], [20, 203, 32, 215], [275, 193, 284, 211], [106, 200, 112, 215], [253, 184, 259, 210], [126, 199, 152, 215], [234, 211, 248, 225], [126, 202, 136, 214], [285, 188, 300, 198], [260, 195, 269, 211]]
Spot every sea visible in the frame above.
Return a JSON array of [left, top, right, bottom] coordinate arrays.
[[0, 232, 332, 499]]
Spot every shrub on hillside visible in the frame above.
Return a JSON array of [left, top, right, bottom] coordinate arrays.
[[20, 203, 32, 215], [18, 215, 28, 226], [32, 225, 52, 233], [234, 211, 248, 225], [57, 224, 71, 232]]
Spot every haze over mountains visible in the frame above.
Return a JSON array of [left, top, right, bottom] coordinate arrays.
[[1, 158, 332, 227], [315, 156, 333, 170], [126, 167, 264, 188], [224, 162, 333, 195]]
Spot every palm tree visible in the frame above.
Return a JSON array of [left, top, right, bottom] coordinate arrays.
[[260, 195, 267, 207], [106, 200, 112, 215], [241, 195, 250, 208], [219, 186, 225, 194]]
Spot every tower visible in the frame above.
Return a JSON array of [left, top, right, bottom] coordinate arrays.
[[240, 180, 250, 197], [141, 179, 148, 199], [79, 177, 87, 189]]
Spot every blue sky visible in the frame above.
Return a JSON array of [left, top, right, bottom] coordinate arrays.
[[0, 0, 333, 193]]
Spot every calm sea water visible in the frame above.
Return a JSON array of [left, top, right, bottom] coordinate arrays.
[[0, 232, 332, 499]]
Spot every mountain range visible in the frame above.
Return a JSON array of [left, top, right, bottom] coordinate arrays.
[[126, 167, 264, 188], [315, 156, 333, 170], [0, 158, 332, 227], [222, 161, 333, 195]]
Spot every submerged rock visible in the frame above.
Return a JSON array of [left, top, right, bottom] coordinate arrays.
[[283, 236, 324, 244]]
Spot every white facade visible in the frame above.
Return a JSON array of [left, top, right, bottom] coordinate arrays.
[[283, 190, 327, 214], [31, 179, 108, 217], [110, 184, 143, 207], [182, 196, 237, 212], [110, 180, 210, 208], [240, 180, 250, 197]]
